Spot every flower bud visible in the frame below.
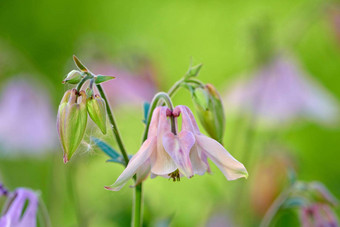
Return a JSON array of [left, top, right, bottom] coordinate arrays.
[[57, 89, 88, 163], [192, 84, 225, 143], [62, 70, 82, 84], [86, 94, 107, 134]]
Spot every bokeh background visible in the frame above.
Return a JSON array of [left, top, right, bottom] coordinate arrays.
[[0, 0, 339, 226]]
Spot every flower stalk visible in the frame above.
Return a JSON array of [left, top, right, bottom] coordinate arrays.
[[96, 84, 130, 165]]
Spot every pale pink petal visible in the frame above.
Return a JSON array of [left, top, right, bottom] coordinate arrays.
[[173, 105, 200, 134], [147, 107, 161, 138], [132, 160, 152, 187], [151, 107, 177, 175], [190, 144, 209, 175], [162, 130, 195, 178], [195, 134, 248, 180], [105, 138, 156, 191]]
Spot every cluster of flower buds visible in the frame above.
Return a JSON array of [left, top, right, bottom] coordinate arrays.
[[57, 56, 114, 163]]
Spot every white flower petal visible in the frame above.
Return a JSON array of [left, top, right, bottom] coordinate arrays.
[[190, 144, 208, 175], [196, 134, 248, 180], [162, 130, 195, 178], [105, 138, 156, 191]]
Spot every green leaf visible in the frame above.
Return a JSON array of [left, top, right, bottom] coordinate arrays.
[[95, 75, 115, 84], [107, 155, 133, 165], [282, 197, 307, 208], [91, 137, 119, 159], [142, 102, 150, 124], [91, 137, 132, 165]]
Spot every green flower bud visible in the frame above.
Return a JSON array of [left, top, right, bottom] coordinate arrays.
[[192, 84, 225, 143], [57, 89, 88, 163], [87, 94, 107, 134], [185, 63, 203, 78], [62, 70, 82, 84]]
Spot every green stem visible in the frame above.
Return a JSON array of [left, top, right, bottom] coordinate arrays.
[[260, 188, 291, 227], [38, 196, 52, 227], [167, 78, 204, 97], [168, 78, 184, 97], [97, 83, 143, 227], [96, 84, 130, 165], [132, 184, 143, 227], [76, 74, 92, 92]]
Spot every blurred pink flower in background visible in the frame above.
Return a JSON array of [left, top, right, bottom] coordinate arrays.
[[92, 60, 158, 107], [223, 55, 339, 128], [0, 78, 56, 156]]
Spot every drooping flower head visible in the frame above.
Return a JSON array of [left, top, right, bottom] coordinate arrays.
[[106, 105, 247, 191]]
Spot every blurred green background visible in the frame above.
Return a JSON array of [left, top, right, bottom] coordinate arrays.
[[0, 0, 339, 226]]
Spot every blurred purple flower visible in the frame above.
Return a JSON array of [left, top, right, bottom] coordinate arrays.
[[224, 55, 339, 127], [92, 62, 158, 107], [0, 188, 38, 227], [0, 78, 56, 155]]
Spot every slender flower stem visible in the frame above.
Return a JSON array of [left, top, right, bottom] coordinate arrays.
[[38, 196, 52, 227], [132, 184, 143, 227], [96, 83, 142, 227], [96, 84, 130, 165], [168, 79, 184, 97], [260, 188, 291, 227], [167, 78, 204, 97], [76, 74, 92, 92]]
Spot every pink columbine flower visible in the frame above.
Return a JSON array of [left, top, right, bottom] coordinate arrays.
[[106, 105, 248, 191], [0, 188, 39, 227]]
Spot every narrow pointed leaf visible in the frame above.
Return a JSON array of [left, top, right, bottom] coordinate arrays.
[[91, 137, 119, 159], [95, 75, 115, 84], [142, 102, 150, 124]]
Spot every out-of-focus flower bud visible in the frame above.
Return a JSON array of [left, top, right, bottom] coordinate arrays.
[[185, 63, 203, 78], [87, 94, 107, 134], [62, 70, 82, 84], [95, 75, 115, 84], [57, 89, 88, 163], [192, 84, 225, 143]]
